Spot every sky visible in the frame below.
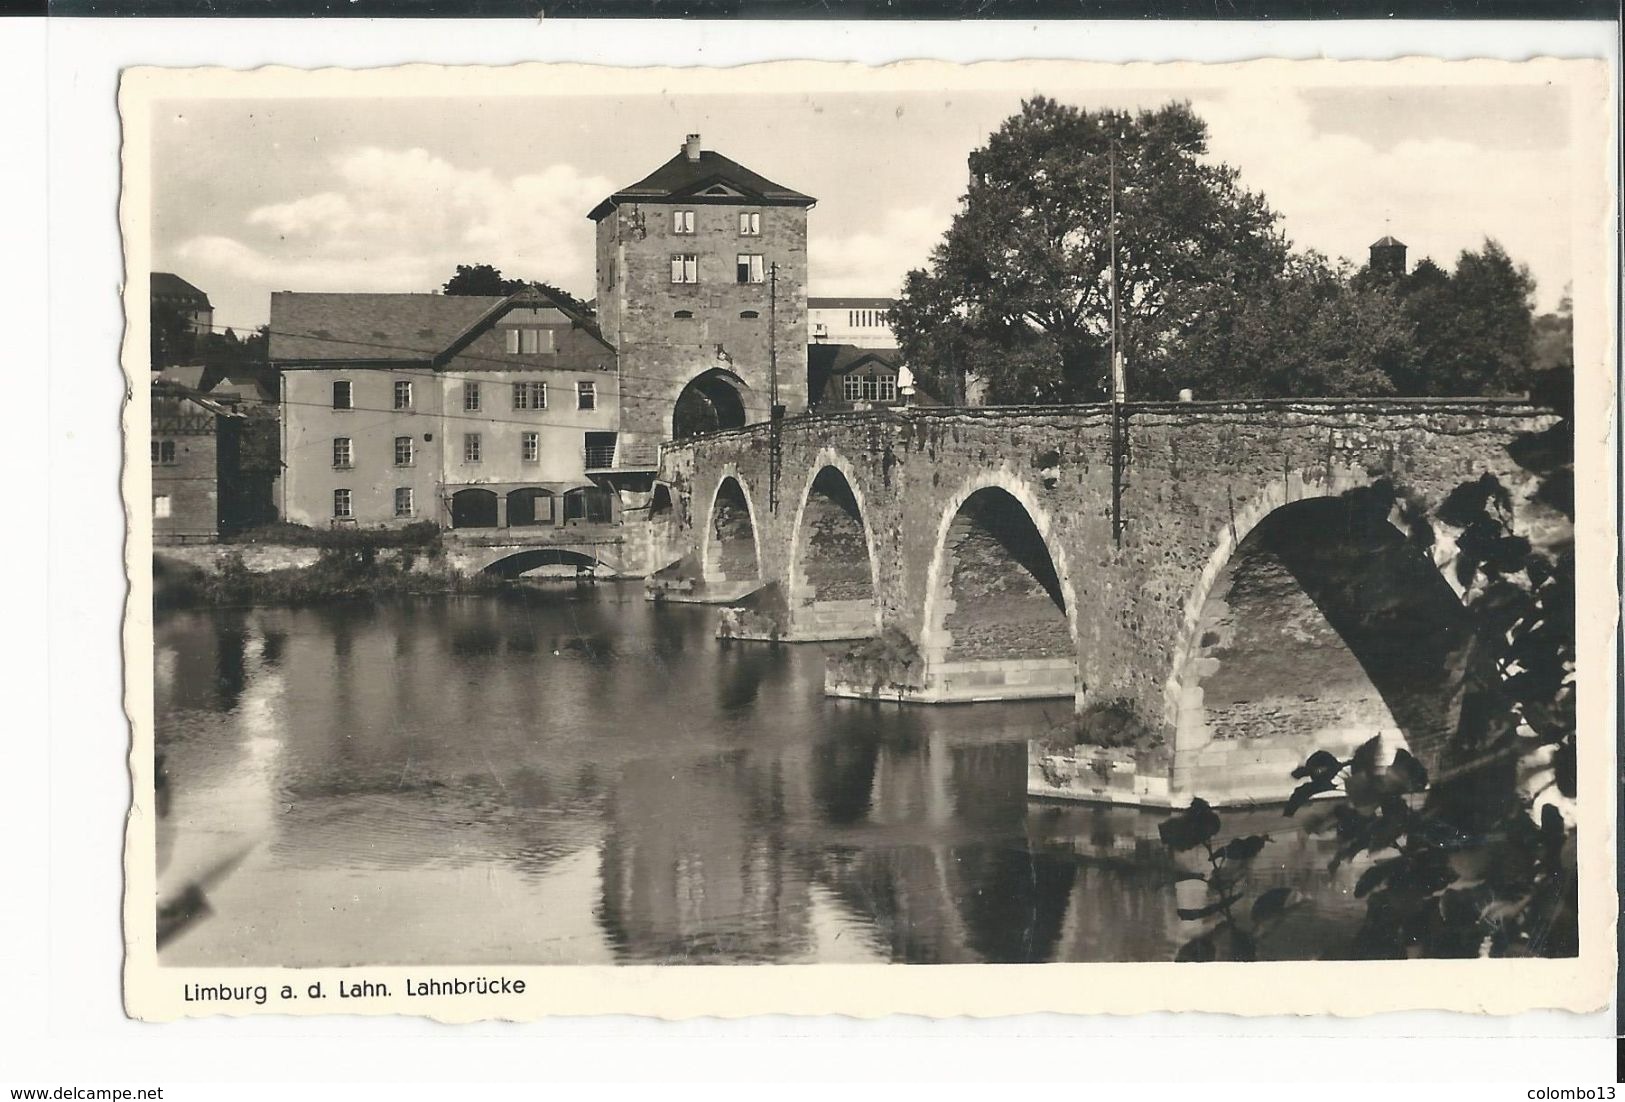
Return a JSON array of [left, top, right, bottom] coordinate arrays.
[[149, 77, 1575, 334]]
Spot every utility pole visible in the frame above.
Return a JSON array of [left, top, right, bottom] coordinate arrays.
[[1109, 137, 1128, 547], [768, 261, 782, 513]]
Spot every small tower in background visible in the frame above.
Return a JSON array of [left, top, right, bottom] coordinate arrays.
[[1369, 235, 1408, 278]]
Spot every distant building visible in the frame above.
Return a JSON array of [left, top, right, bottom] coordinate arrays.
[[808, 297, 896, 349], [591, 133, 815, 447], [807, 344, 933, 411], [151, 272, 215, 344], [1368, 235, 1408, 279], [271, 286, 624, 530], [151, 379, 279, 541]]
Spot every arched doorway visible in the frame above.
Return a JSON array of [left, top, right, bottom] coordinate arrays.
[[1171, 487, 1483, 804], [507, 487, 555, 527], [450, 487, 499, 529], [673, 369, 749, 439], [787, 465, 879, 639], [922, 485, 1075, 701]]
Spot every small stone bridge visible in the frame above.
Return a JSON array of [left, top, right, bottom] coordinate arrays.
[[646, 399, 1567, 806], [442, 528, 632, 577]]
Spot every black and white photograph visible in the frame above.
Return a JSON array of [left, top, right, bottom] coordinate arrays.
[[120, 56, 1613, 1020]]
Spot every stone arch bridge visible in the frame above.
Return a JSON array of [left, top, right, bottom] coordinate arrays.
[[647, 400, 1567, 807]]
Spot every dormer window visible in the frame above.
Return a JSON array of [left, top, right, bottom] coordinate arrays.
[[504, 328, 554, 355], [673, 210, 695, 235]]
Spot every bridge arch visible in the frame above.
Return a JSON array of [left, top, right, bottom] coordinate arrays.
[[1163, 471, 1486, 804], [918, 471, 1080, 702], [480, 547, 611, 577], [784, 448, 882, 640], [700, 469, 763, 596]]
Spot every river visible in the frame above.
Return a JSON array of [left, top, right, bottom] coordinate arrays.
[[154, 583, 1366, 966]]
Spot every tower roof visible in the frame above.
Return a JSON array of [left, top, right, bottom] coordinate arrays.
[[588, 142, 815, 221], [1370, 235, 1406, 249]]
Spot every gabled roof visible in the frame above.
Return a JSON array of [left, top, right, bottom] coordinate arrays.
[[152, 377, 243, 418], [269, 287, 610, 365], [589, 148, 815, 221], [438, 285, 614, 361], [152, 272, 212, 308]]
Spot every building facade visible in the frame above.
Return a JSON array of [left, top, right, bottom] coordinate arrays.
[[273, 288, 623, 530], [807, 297, 896, 349], [151, 380, 279, 541], [591, 134, 814, 450]]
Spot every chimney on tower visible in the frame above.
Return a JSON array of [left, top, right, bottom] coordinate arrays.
[[684, 134, 702, 162]]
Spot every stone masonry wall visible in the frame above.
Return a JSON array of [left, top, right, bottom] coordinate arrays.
[[659, 401, 1561, 772]]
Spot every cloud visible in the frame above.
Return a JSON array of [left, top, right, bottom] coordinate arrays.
[[175, 146, 614, 328], [809, 205, 951, 298], [1193, 87, 1571, 310]]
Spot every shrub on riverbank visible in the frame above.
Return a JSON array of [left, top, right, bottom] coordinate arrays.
[[154, 547, 504, 611], [224, 521, 443, 551]]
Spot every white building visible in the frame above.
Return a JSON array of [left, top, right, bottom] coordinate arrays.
[[808, 297, 896, 349]]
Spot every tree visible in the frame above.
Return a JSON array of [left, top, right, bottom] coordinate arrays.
[[150, 302, 193, 370], [441, 264, 589, 314], [1171, 252, 1412, 400], [892, 98, 1288, 403], [1404, 239, 1535, 397], [1530, 291, 1574, 408]]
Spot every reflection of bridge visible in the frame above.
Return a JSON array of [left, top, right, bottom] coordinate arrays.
[[442, 526, 632, 577], [649, 400, 1566, 806]]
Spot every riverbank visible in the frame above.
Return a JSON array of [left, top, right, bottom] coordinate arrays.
[[153, 542, 508, 610]]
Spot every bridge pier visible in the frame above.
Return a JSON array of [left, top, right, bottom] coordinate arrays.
[[657, 400, 1566, 808]]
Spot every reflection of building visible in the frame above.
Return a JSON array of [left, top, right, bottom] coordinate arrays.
[[807, 296, 895, 349], [272, 286, 624, 530], [151, 379, 279, 541], [591, 133, 815, 447]]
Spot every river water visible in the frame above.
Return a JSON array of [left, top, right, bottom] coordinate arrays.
[[154, 584, 1366, 966]]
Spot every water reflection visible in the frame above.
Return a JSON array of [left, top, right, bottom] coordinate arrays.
[[155, 584, 1364, 967]]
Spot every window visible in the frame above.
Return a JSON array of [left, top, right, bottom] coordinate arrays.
[[670, 254, 699, 284], [332, 437, 352, 468], [463, 382, 481, 412], [512, 381, 548, 410], [394, 487, 414, 518], [153, 495, 171, 519], [521, 432, 540, 463], [739, 211, 760, 236], [393, 380, 413, 410], [842, 374, 863, 402], [394, 436, 414, 466], [463, 433, 482, 463], [577, 381, 597, 411], [673, 310, 694, 320], [151, 440, 176, 464], [861, 374, 898, 402], [736, 254, 765, 284], [673, 209, 695, 234], [333, 489, 352, 518], [504, 328, 555, 355], [332, 380, 352, 410], [740, 310, 760, 320]]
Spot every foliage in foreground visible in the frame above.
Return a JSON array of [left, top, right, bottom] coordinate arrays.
[[1159, 422, 1577, 961]]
